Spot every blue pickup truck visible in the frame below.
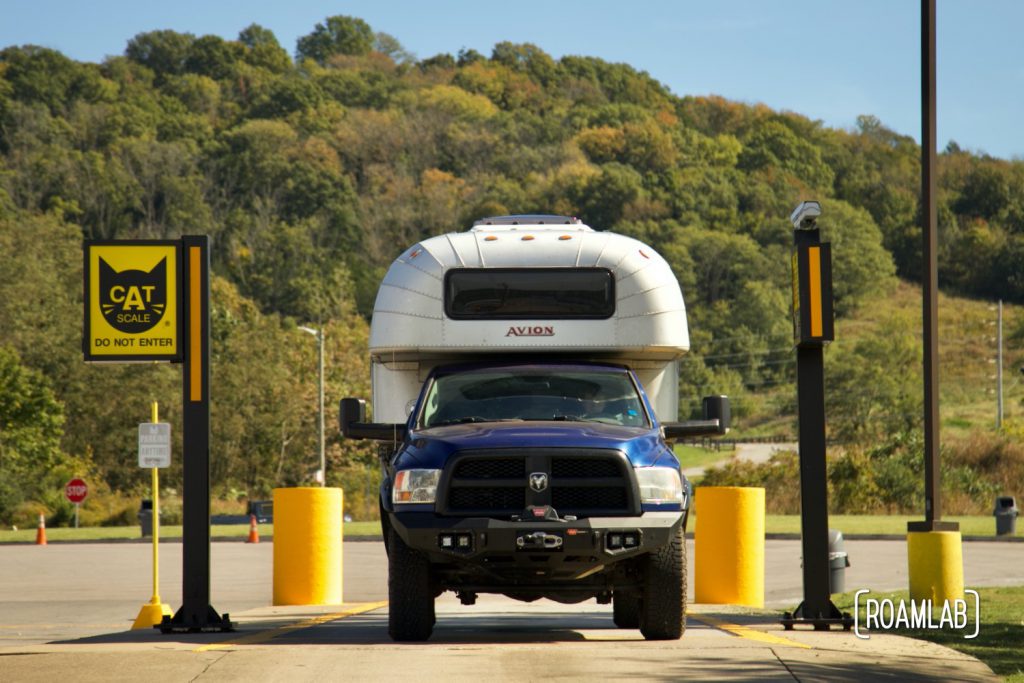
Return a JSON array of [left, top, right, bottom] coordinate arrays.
[[340, 216, 728, 641]]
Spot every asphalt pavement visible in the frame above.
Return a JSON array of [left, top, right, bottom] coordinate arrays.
[[0, 538, 1017, 681]]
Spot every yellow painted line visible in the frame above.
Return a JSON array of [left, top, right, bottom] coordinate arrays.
[[0, 623, 126, 630], [189, 246, 202, 401], [808, 246, 822, 337], [194, 601, 388, 652], [689, 614, 811, 649]]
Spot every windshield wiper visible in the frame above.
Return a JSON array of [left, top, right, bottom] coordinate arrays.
[[432, 416, 489, 426], [430, 417, 525, 427]]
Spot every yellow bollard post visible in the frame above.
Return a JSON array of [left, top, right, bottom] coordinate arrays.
[[132, 401, 173, 629], [273, 487, 344, 605], [694, 486, 765, 607], [908, 530, 964, 605]]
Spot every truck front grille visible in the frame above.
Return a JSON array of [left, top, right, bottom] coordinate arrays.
[[441, 448, 636, 518]]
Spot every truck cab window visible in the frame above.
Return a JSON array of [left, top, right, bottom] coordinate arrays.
[[420, 366, 648, 429]]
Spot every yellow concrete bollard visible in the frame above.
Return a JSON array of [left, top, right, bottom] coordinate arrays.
[[908, 530, 964, 604], [694, 486, 765, 607], [273, 487, 344, 605]]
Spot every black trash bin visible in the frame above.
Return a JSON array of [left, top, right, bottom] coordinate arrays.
[[139, 499, 153, 538], [994, 496, 1018, 536], [828, 529, 851, 594]]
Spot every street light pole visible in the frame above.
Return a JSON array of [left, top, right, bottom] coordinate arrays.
[[299, 326, 325, 487]]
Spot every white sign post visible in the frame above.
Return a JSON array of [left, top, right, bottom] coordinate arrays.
[[138, 423, 171, 468]]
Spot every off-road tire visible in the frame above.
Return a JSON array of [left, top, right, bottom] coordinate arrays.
[[387, 527, 435, 641], [612, 590, 641, 629], [639, 525, 686, 640]]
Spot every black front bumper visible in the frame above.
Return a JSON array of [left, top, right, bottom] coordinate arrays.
[[389, 510, 683, 577]]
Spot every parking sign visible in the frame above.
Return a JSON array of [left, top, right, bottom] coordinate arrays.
[[138, 422, 172, 468]]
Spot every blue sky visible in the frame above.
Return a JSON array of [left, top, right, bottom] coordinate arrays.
[[3, 1, 1022, 160]]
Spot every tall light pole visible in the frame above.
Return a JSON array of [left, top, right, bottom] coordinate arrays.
[[299, 326, 325, 487]]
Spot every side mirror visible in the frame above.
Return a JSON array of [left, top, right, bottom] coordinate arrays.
[[339, 397, 408, 442], [339, 397, 366, 434], [702, 395, 730, 433], [662, 395, 730, 440]]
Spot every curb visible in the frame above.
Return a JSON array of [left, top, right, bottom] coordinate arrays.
[[3, 533, 1021, 545]]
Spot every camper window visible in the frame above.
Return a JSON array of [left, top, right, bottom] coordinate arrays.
[[445, 268, 614, 319]]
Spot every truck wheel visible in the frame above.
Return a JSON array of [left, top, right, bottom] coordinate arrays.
[[387, 528, 435, 641], [612, 590, 640, 629], [639, 525, 686, 640]]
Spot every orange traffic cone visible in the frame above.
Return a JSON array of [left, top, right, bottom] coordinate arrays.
[[246, 514, 260, 544], [35, 513, 47, 546]]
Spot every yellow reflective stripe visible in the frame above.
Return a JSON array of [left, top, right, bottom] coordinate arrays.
[[189, 246, 202, 401], [808, 246, 822, 337], [194, 601, 389, 652], [690, 613, 812, 649]]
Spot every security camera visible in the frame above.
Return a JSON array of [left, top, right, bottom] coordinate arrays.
[[790, 201, 822, 230]]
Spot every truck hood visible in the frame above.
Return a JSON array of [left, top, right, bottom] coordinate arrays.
[[395, 421, 678, 469]]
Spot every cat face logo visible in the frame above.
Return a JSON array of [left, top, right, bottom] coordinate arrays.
[[99, 257, 167, 333]]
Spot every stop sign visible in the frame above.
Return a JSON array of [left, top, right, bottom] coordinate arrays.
[[65, 478, 88, 504]]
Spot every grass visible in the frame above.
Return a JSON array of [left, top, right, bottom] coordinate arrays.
[[839, 282, 1023, 437], [3, 515, 1017, 543], [834, 585, 1024, 682], [0, 521, 382, 543], [674, 443, 735, 471], [754, 514, 1020, 538], [733, 281, 1023, 438]]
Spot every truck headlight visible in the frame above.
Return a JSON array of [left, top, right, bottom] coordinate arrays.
[[393, 469, 442, 504], [635, 467, 683, 505]]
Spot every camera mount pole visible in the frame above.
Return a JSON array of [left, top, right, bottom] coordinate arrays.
[[781, 202, 852, 631]]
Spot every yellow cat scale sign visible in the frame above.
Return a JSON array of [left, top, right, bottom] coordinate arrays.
[[84, 241, 182, 362]]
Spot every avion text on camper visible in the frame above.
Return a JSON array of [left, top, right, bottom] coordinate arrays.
[[505, 325, 554, 337]]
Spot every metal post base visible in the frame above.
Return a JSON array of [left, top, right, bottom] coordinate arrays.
[[157, 606, 234, 633], [781, 601, 854, 631]]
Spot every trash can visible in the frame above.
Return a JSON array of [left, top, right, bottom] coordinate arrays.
[[139, 499, 153, 538], [828, 529, 850, 594], [994, 496, 1018, 536]]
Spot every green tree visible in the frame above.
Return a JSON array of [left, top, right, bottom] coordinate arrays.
[[739, 119, 835, 191], [296, 16, 374, 64], [825, 320, 922, 443], [238, 24, 292, 73], [184, 35, 244, 81], [374, 32, 414, 64], [125, 30, 196, 82], [0, 346, 67, 523], [817, 199, 897, 314]]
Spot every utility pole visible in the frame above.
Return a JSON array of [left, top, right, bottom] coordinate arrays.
[[300, 326, 326, 486], [997, 300, 1003, 430]]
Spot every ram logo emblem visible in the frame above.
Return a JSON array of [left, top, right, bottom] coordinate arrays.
[[529, 472, 548, 492]]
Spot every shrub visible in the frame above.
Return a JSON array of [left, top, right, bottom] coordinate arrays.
[[698, 449, 801, 514]]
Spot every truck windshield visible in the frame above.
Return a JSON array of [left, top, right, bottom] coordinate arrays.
[[420, 367, 649, 429]]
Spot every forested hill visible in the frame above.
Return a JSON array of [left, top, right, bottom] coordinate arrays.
[[0, 15, 1021, 522]]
